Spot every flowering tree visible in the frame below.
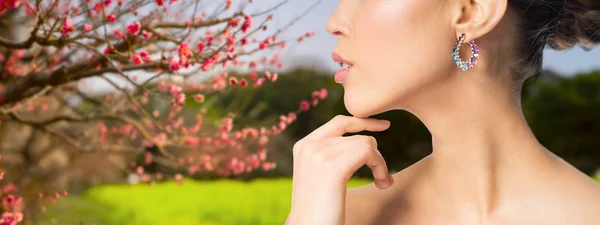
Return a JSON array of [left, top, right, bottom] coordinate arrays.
[[0, 0, 324, 223]]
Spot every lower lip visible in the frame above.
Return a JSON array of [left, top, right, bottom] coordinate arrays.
[[335, 67, 352, 83]]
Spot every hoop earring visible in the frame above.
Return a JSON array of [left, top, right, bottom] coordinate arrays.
[[452, 33, 479, 72]]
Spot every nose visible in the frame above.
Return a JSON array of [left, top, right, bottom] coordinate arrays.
[[326, 2, 351, 39]]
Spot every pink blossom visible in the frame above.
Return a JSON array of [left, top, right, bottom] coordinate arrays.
[[239, 79, 248, 87], [127, 22, 141, 35], [241, 15, 252, 33], [248, 61, 257, 69], [0, 212, 23, 225], [14, 50, 24, 58], [253, 77, 265, 87], [205, 36, 214, 45], [193, 94, 205, 103], [169, 60, 181, 71], [83, 24, 92, 32], [178, 43, 192, 58], [279, 121, 287, 130], [229, 77, 238, 85], [139, 51, 151, 63], [228, 18, 240, 27], [24, 4, 35, 15], [114, 28, 125, 38], [288, 112, 297, 122], [188, 165, 199, 175], [258, 149, 267, 161], [262, 162, 276, 171], [184, 137, 200, 146], [104, 47, 112, 54], [176, 93, 185, 106], [93, 3, 103, 13], [144, 152, 152, 165], [174, 173, 183, 184], [300, 100, 310, 111], [155, 0, 164, 6], [258, 135, 269, 146], [0, 0, 21, 13], [142, 30, 152, 39], [152, 132, 167, 145], [107, 13, 116, 23], [249, 72, 258, 80], [197, 42, 204, 52], [319, 88, 328, 99], [131, 54, 142, 65], [61, 15, 74, 35], [136, 166, 144, 175], [168, 84, 182, 96], [204, 161, 213, 171], [312, 90, 321, 100], [271, 73, 278, 82]]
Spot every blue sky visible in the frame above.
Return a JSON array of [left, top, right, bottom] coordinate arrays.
[[257, 0, 600, 76], [81, 0, 600, 95]]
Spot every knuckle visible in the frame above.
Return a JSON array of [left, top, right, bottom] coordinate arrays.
[[332, 115, 348, 123], [299, 142, 318, 158], [357, 135, 376, 149], [312, 151, 330, 165], [295, 142, 333, 165], [292, 140, 304, 156]]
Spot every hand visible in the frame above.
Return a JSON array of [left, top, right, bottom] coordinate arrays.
[[285, 115, 394, 225]]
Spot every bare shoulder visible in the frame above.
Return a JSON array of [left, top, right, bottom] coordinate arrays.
[[557, 167, 600, 222], [535, 159, 600, 224]]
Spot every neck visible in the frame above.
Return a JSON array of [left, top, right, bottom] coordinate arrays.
[[399, 69, 559, 220]]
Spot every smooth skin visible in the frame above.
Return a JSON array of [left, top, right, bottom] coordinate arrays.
[[285, 0, 600, 224]]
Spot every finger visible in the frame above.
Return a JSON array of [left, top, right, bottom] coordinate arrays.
[[304, 115, 390, 141], [330, 135, 391, 189]]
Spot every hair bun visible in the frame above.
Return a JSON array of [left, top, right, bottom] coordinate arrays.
[[546, 0, 600, 50]]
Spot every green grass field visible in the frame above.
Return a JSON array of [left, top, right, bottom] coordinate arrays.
[[42, 178, 372, 225], [42, 177, 600, 225]]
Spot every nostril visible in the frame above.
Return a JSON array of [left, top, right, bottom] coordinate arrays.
[[333, 31, 343, 38]]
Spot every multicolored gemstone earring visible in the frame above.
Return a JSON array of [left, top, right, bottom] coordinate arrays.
[[452, 33, 479, 71]]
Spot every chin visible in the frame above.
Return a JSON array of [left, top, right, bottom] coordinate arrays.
[[342, 91, 387, 118]]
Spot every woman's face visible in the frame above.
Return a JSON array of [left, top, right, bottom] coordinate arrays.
[[326, 0, 457, 118]]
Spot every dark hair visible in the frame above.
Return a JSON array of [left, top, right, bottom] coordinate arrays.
[[508, 0, 600, 81]]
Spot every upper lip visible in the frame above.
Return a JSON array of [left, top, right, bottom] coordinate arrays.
[[332, 52, 354, 67]]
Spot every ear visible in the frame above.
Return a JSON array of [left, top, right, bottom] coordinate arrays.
[[452, 0, 508, 42]]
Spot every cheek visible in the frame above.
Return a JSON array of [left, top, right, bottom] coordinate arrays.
[[355, 1, 431, 73], [359, 2, 451, 78], [352, 1, 427, 89], [343, 0, 452, 114]]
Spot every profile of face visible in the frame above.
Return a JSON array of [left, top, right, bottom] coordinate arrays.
[[326, 0, 464, 118]]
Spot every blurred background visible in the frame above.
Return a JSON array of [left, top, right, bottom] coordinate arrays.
[[0, 0, 599, 224]]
